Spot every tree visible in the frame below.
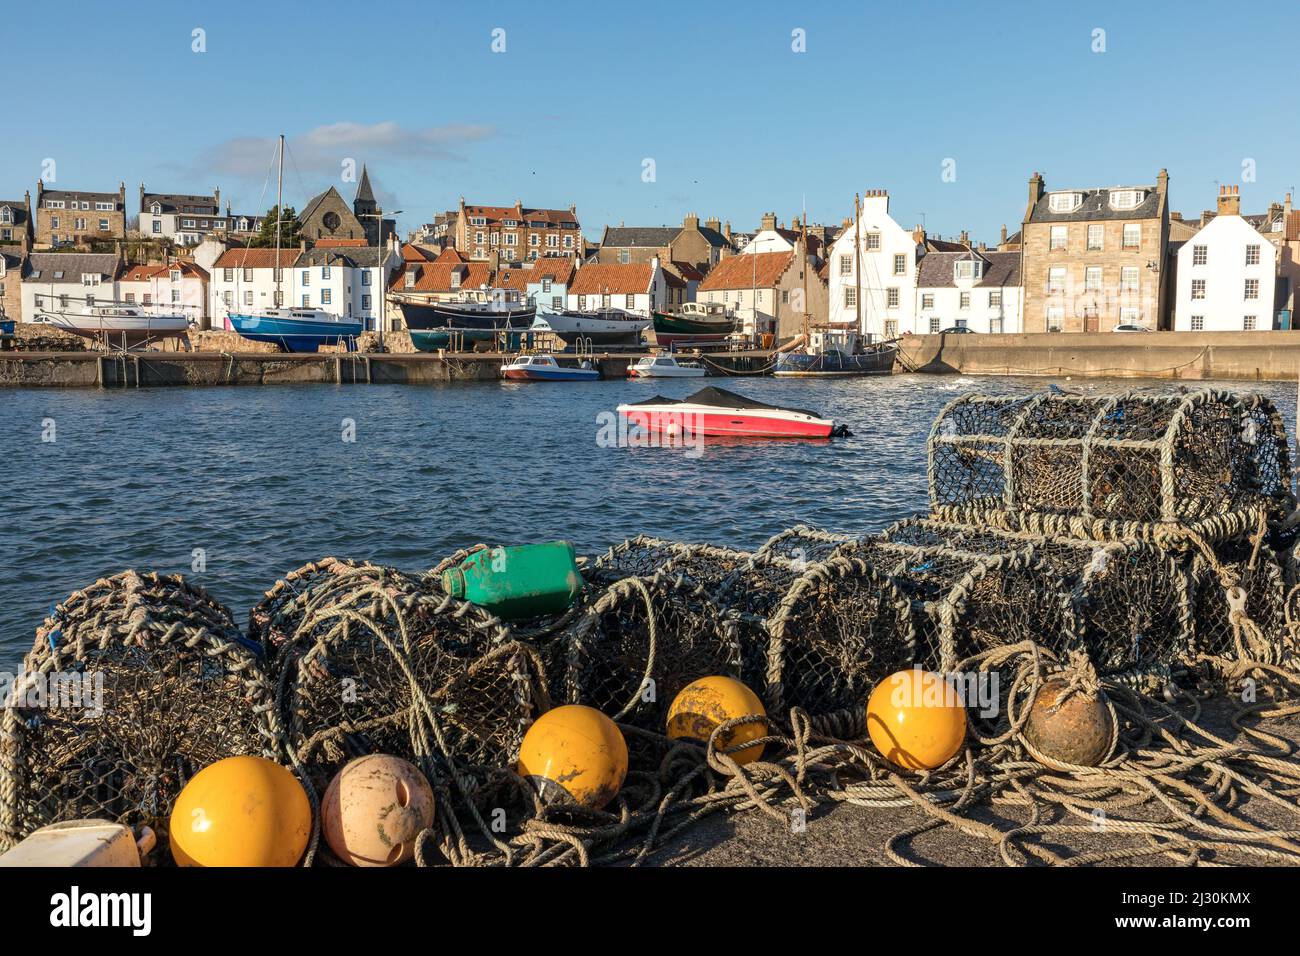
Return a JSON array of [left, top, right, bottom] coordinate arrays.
[[248, 205, 303, 248]]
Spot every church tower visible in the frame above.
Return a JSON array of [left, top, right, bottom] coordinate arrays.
[[354, 165, 378, 244]]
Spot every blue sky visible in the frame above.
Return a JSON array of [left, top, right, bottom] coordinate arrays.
[[3, 0, 1297, 243]]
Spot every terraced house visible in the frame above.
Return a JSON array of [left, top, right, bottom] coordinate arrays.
[[138, 185, 222, 245], [34, 180, 127, 248], [1020, 170, 1171, 332], [0, 192, 33, 251], [451, 198, 581, 263]]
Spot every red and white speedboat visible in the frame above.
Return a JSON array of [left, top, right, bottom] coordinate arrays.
[[617, 386, 844, 439]]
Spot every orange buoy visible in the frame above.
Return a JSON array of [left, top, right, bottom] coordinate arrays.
[[322, 754, 435, 867], [666, 676, 766, 765], [866, 669, 967, 770], [517, 705, 628, 811], [169, 755, 311, 867]]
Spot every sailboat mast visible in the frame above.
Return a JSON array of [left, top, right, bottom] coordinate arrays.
[[853, 193, 863, 337], [801, 210, 809, 343], [275, 133, 284, 304]]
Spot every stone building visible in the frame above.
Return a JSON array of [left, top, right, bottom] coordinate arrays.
[[598, 213, 731, 272], [298, 186, 366, 243], [34, 180, 127, 248], [451, 198, 581, 262], [696, 240, 828, 340], [0, 249, 23, 321], [1020, 170, 1170, 332], [138, 186, 222, 245], [0, 193, 33, 251]]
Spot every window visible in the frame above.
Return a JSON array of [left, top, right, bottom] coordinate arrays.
[[1047, 307, 1065, 332], [990, 317, 1003, 334], [1192, 245, 1207, 266], [601, 294, 611, 309], [884, 320, 898, 338], [489, 233, 499, 246], [921, 294, 934, 309], [1190, 315, 1204, 331], [839, 254, 852, 276], [928, 316, 941, 333], [362, 295, 372, 311], [959, 291, 970, 309], [182, 219, 195, 228], [1191, 279, 1205, 300], [954, 260, 983, 280], [505, 233, 517, 246], [563, 235, 574, 248], [865, 232, 880, 251], [223, 268, 234, 281], [618, 250, 631, 265], [578, 295, 587, 310], [75, 217, 87, 231], [244, 291, 253, 306], [475, 231, 485, 244], [529, 234, 539, 247], [301, 295, 310, 307], [322, 266, 331, 280], [1246, 244, 1260, 266], [170, 270, 181, 283], [171, 290, 180, 304], [1120, 266, 1139, 292], [0, 208, 10, 223], [51, 216, 60, 229], [322, 289, 332, 305], [361, 271, 371, 286], [1245, 278, 1259, 299], [1087, 225, 1104, 250], [887, 287, 899, 307], [893, 253, 906, 275], [624, 294, 635, 308], [1048, 192, 1082, 213], [781, 290, 789, 304], [551, 296, 562, 309], [844, 287, 857, 307], [301, 270, 310, 286], [1243, 315, 1256, 331], [243, 268, 253, 282], [124, 292, 134, 304], [1122, 223, 1141, 248], [1048, 266, 1066, 294], [1109, 189, 1144, 210], [1050, 226, 1068, 250], [548, 235, 558, 248], [988, 290, 1002, 308], [223, 291, 234, 307]]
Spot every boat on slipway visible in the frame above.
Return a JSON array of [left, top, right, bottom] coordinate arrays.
[[398, 291, 536, 351], [501, 353, 600, 381], [32, 305, 190, 349], [617, 386, 846, 439], [651, 301, 737, 347], [530, 307, 648, 347]]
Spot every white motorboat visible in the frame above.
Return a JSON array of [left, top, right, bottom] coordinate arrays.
[[530, 307, 649, 347], [33, 304, 190, 348], [626, 354, 707, 378]]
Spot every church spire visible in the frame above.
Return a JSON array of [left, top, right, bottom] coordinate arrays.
[[355, 165, 376, 205]]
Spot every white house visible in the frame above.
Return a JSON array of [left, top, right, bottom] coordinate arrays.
[[566, 258, 671, 317], [119, 262, 209, 321], [915, 249, 1023, 334], [139, 187, 222, 245], [208, 248, 300, 330], [291, 246, 400, 331], [827, 191, 920, 338], [1174, 186, 1278, 332], [22, 252, 124, 318]]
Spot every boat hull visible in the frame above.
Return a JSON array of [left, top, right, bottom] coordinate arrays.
[[533, 310, 648, 347], [626, 365, 706, 378], [36, 313, 189, 347], [228, 313, 362, 353], [773, 346, 898, 377], [397, 299, 536, 332], [651, 310, 735, 346], [503, 365, 601, 382]]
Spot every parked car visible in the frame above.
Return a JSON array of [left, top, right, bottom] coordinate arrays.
[[1112, 324, 1151, 333], [939, 326, 976, 334]]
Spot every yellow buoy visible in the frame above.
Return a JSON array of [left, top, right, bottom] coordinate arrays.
[[169, 755, 311, 867], [666, 676, 766, 765], [322, 754, 435, 867], [517, 705, 628, 811], [866, 669, 967, 771]]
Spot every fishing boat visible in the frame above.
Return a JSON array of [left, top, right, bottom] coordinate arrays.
[[530, 307, 648, 347], [651, 301, 737, 347], [397, 289, 535, 351], [31, 304, 190, 349], [773, 330, 898, 377], [626, 354, 706, 378], [617, 386, 846, 439], [501, 353, 600, 382], [227, 135, 362, 354]]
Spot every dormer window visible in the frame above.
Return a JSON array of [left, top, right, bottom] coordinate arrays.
[[1109, 189, 1145, 210], [1048, 192, 1083, 213], [954, 259, 984, 281], [0, 207, 10, 223], [404, 269, 416, 288], [151, 203, 162, 215]]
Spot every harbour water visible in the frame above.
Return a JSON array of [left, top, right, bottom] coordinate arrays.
[[4, 374, 1296, 666]]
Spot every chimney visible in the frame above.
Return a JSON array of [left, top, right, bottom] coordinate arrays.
[[1028, 171, 1045, 208], [761, 212, 777, 232], [214, 187, 220, 209], [1170, 211, 1183, 222], [1286, 192, 1294, 216], [1217, 184, 1241, 217], [1156, 168, 1169, 196], [912, 225, 926, 246], [959, 229, 970, 247], [705, 216, 720, 232], [1000, 224, 1008, 245], [139, 182, 146, 210], [683, 211, 699, 230]]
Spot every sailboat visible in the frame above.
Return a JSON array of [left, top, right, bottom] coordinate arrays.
[[227, 135, 363, 353], [773, 201, 897, 377]]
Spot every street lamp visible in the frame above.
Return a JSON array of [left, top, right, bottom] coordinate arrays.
[[359, 208, 401, 350]]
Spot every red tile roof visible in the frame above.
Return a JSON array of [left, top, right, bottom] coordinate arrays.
[[316, 238, 368, 247], [568, 263, 652, 296], [463, 203, 576, 226], [669, 260, 704, 282], [123, 261, 209, 281], [495, 268, 532, 292], [434, 247, 467, 263], [528, 258, 576, 285], [402, 243, 435, 262], [389, 261, 493, 293], [698, 251, 794, 291], [1287, 210, 1300, 242], [214, 248, 300, 269]]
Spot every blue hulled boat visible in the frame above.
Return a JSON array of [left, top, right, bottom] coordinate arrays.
[[228, 309, 362, 353]]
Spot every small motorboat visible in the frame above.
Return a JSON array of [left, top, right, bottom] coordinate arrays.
[[626, 354, 706, 378], [502, 353, 600, 381], [617, 386, 846, 439]]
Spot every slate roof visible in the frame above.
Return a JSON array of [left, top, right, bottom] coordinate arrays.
[[26, 252, 122, 281], [698, 226, 730, 248], [1027, 186, 1161, 224], [213, 248, 302, 269], [40, 189, 121, 206], [915, 250, 1021, 289], [601, 226, 679, 248], [698, 251, 794, 291], [355, 166, 376, 204], [0, 200, 30, 225], [569, 263, 654, 295], [296, 247, 390, 268], [142, 192, 218, 214], [299, 186, 347, 223]]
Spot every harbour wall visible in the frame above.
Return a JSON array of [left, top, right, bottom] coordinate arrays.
[[898, 330, 1300, 381]]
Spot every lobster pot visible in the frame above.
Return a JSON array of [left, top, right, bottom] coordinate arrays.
[[761, 553, 915, 718], [259, 561, 546, 794], [559, 574, 740, 743], [0, 571, 278, 852], [753, 525, 858, 564], [868, 519, 1193, 682], [1188, 541, 1287, 665], [928, 390, 1292, 531]]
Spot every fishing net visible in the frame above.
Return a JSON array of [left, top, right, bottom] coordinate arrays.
[[929, 389, 1293, 536], [0, 570, 279, 853]]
